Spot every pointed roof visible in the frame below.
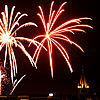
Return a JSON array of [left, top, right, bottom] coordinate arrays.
[[77, 66, 89, 89]]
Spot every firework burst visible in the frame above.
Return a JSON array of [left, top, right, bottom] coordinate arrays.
[[30, 1, 93, 78], [0, 5, 38, 84]]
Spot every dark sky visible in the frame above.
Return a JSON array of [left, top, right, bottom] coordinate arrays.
[[0, 0, 99, 95]]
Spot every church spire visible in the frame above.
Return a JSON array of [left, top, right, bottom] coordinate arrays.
[[78, 66, 89, 89], [77, 66, 89, 95]]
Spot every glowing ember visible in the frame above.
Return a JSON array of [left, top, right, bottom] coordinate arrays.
[[31, 1, 93, 78]]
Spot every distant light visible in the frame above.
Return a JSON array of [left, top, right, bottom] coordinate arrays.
[[49, 93, 53, 97]]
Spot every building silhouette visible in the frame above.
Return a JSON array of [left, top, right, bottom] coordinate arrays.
[[77, 66, 89, 95]]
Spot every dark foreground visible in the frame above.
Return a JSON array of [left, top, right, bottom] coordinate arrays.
[[0, 95, 100, 100]]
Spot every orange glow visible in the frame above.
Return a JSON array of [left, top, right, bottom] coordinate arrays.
[[86, 86, 89, 88], [77, 84, 89, 89], [31, 1, 93, 78]]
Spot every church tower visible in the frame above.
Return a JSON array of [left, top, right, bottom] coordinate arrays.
[[77, 66, 89, 95]]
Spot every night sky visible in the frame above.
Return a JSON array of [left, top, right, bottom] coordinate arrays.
[[0, 0, 99, 95]]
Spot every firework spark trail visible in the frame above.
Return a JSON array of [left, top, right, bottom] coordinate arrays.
[[9, 74, 26, 95], [31, 1, 93, 78], [0, 5, 38, 84]]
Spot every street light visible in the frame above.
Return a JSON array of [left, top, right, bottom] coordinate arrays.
[[49, 93, 53, 97]]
